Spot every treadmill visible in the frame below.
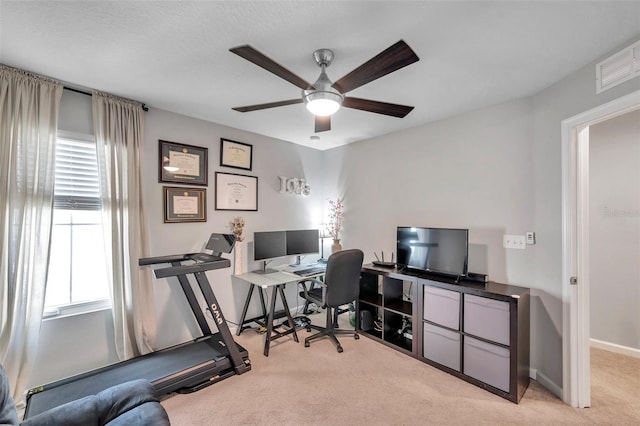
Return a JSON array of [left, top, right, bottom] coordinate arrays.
[[24, 233, 251, 418]]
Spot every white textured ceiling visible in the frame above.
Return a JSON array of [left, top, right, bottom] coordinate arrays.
[[1, 1, 639, 150]]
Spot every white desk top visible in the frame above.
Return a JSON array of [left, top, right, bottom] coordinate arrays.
[[234, 264, 325, 288]]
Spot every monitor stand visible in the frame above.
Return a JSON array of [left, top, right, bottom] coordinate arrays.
[[252, 261, 277, 275], [289, 255, 302, 267]]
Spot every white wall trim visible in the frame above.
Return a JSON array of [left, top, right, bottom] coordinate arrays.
[[561, 89, 640, 408], [530, 368, 563, 399], [590, 339, 640, 359]]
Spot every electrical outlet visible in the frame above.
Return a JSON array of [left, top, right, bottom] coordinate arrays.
[[503, 235, 526, 250]]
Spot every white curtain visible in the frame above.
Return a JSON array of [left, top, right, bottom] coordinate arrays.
[[0, 65, 62, 405], [92, 92, 157, 360]]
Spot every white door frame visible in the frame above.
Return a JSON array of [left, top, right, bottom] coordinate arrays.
[[561, 90, 640, 408]]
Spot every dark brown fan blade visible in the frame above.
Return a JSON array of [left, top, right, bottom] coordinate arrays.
[[332, 40, 419, 94], [230, 45, 312, 90], [342, 97, 414, 118], [315, 116, 331, 133], [232, 98, 303, 112]]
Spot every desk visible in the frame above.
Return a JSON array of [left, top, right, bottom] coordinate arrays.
[[234, 268, 324, 356]]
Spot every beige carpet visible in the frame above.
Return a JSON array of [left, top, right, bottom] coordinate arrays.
[[162, 313, 640, 425]]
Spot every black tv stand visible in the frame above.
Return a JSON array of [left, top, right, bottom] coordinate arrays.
[[357, 263, 530, 403]]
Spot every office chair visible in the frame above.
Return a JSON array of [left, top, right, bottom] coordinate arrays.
[[298, 249, 364, 352]]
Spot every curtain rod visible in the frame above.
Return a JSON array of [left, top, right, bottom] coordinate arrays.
[[63, 86, 149, 111]]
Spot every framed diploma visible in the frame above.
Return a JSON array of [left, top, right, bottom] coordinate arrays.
[[220, 138, 253, 171], [215, 172, 258, 211], [159, 140, 208, 185], [163, 186, 207, 223]]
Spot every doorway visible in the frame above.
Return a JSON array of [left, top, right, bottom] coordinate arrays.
[[561, 90, 640, 408]]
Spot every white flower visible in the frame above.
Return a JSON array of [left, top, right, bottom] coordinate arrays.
[[229, 216, 245, 242]]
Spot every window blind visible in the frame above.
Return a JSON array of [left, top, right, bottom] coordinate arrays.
[[54, 137, 101, 210]]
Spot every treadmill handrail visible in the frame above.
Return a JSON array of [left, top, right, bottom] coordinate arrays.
[[153, 259, 230, 279], [139, 254, 189, 265]]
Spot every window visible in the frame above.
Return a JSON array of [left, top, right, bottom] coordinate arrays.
[[44, 134, 110, 317]]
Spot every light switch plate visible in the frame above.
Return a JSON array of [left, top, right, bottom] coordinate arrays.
[[503, 235, 526, 250], [526, 232, 536, 245]]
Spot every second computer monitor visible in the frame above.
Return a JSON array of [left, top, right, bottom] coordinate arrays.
[[286, 229, 319, 256]]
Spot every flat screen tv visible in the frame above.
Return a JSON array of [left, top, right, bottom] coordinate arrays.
[[396, 226, 469, 278]]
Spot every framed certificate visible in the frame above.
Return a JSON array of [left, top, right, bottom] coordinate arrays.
[[159, 140, 208, 185], [220, 138, 253, 171], [163, 186, 207, 223], [215, 172, 258, 211]]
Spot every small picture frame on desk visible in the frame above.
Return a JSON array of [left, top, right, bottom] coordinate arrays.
[[163, 186, 207, 223]]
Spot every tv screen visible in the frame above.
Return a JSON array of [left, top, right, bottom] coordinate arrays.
[[254, 231, 287, 261], [396, 227, 468, 277], [286, 229, 319, 256], [205, 233, 236, 254]]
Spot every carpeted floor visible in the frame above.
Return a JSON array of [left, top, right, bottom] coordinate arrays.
[[161, 312, 640, 425]]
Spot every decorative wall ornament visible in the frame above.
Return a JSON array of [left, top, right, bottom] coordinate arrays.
[[278, 176, 311, 196]]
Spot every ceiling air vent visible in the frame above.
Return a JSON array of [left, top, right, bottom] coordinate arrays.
[[596, 40, 640, 93]]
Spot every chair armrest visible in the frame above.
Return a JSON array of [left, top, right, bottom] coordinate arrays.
[[298, 278, 326, 302]]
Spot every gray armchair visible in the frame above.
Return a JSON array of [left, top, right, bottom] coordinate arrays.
[[299, 249, 364, 352], [1, 364, 170, 426]]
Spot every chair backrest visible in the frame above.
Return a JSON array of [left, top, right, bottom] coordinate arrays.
[[323, 249, 364, 307]]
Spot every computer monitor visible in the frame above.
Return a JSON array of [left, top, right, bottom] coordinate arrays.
[[253, 231, 287, 273], [286, 229, 319, 265], [205, 233, 236, 255]]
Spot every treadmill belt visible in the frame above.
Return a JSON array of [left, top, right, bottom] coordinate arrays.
[[26, 338, 239, 417]]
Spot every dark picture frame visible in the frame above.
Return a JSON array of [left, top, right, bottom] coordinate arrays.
[[215, 172, 258, 211], [163, 186, 207, 223], [219, 138, 253, 171], [159, 140, 208, 186]]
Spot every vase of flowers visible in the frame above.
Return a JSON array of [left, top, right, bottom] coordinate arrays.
[[327, 197, 344, 253], [229, 216, 245, 274]]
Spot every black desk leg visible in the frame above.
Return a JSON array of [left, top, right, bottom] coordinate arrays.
[[264, 286, 278, 357], [278, 285, 298, 343], [237, 283, 256, 336]]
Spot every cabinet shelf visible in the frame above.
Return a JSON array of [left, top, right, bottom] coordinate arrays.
[[384, 299, 412, 316], [359, 293, 382, 307], [358, 264, 530, 404]]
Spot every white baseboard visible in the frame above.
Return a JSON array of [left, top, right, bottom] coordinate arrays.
[[590, 338, 640, 359], [529, 368, 563, 399]]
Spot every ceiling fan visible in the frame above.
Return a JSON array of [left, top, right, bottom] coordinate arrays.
[[229, 40, 420, 133]]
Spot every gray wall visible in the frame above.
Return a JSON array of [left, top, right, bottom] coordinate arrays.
[[142, 108, 325, 349], [589, 110, 640, 349], [30, 90, 325, 386], [28, 35, 640, 395], [323, 36, 640, 392]]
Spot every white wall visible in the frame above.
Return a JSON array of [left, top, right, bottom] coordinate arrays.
[[589, 110, 640, 350]]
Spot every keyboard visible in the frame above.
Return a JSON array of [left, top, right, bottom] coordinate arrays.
[[293, 266, 326, 277]]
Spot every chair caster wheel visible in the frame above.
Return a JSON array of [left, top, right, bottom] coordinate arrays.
[[304, 341, 310, 347], [337, 346, 343, 353], [354, 334, 360, 340]]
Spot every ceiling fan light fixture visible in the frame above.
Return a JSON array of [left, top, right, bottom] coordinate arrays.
[[303, 90, 343, 116]]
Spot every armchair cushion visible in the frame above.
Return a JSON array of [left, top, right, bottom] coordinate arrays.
[[1, 365, 19, 426], [21, 379, 169, 426], [1, 363, 169, 426]]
